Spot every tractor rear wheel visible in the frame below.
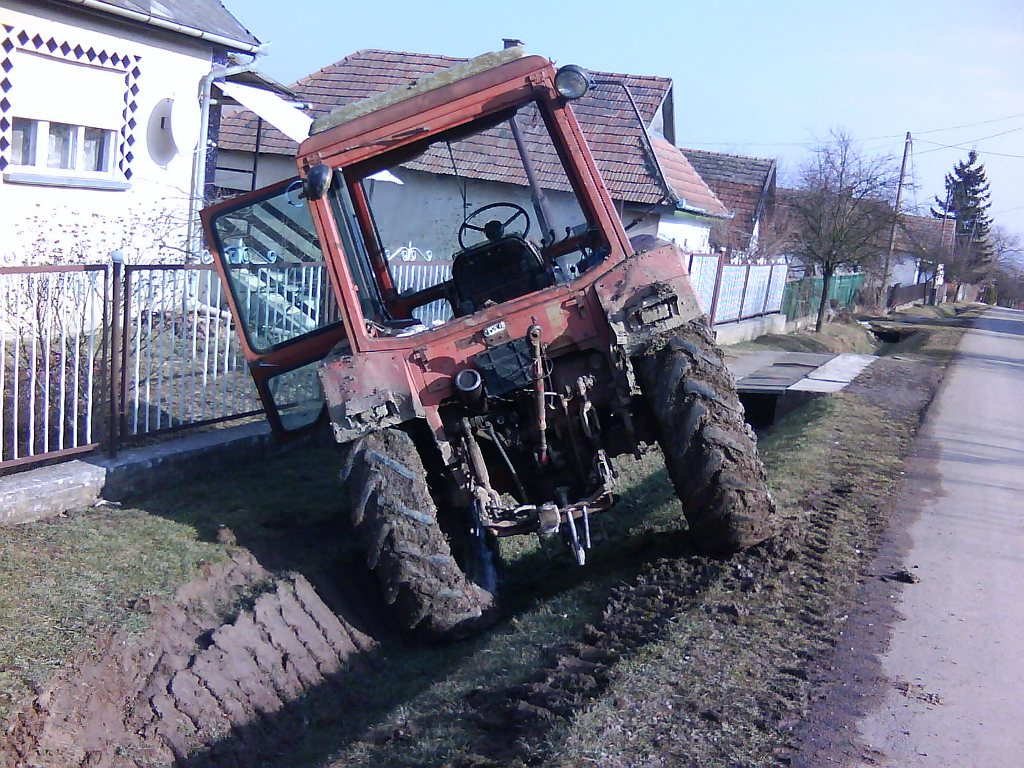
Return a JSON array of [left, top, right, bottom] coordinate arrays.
[[342, 428, 497, 640], [633, 320, 775, 555]]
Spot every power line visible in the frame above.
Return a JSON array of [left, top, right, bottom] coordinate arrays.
[[912, 113, 1024, 136], [857, 114, 1024, 142], [685, 114, 1024, 152], [916, 138, 1024, 159]]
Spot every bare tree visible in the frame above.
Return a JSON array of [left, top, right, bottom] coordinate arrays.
[[982, 226, 1024, 305], [788, 131, 899, 330]]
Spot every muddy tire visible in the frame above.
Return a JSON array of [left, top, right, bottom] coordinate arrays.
[[342, 428, 497, 640], [634, 320, 775, 555]]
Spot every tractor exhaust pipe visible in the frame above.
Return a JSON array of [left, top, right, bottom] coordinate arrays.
[[454, 368, 485, 407]]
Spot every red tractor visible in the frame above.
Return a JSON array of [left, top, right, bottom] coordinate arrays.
[[202, 48, 773, 639]]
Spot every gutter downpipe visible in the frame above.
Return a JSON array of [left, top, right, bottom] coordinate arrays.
[[64, 0, 262, 53], [186, 60, 266, 257]]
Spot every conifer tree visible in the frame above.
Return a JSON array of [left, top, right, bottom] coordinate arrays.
[[932, 151, 993, 295]]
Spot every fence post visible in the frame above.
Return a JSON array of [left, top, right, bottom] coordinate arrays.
[[708, 252, 727, 326], [108, 250, 123, 458], [737, 262, 752, 321], [119, 266, 133, 446], [761, 264, 774, 315]]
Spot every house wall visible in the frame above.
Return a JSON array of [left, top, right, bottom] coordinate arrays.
[[889, 255, 921, 287], [0, 2, 219, 264], [656, 213, 712, 254], [215, 149, 295, 194], [365, 169, 594, 260]]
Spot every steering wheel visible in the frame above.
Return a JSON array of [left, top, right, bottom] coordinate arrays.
[[458, 202, 531, 249]]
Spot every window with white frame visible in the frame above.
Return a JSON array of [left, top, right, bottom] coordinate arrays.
[[3, 48, 127, 185], [11, 117, 116, 175]]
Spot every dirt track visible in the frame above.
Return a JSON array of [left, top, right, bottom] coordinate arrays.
[[2, 551, 378, 768]]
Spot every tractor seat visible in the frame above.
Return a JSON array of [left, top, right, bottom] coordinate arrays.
[[450, 236, 554, 317]]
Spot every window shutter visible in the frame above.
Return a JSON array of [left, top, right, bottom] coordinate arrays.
[[11, 50, 125, 130]]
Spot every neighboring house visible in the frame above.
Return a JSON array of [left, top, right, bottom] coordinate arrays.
[[0, 0, 260, 263], [890, 213, 952, 288], [214, 48, 728, 255], [680, 148, 778, 256]]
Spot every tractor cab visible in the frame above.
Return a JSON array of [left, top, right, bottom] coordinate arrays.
[[203, 47, 628, 438]]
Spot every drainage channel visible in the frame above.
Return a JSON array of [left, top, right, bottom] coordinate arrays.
[[729, 352, 877, 430]]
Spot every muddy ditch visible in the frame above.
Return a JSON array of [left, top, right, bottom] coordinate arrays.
[[1, 550, 381, 768], [1, 315, 964, 767]]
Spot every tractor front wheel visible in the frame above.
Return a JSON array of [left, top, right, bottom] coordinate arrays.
[[633, 320, 775, 555], [342, 428, 497, 640]]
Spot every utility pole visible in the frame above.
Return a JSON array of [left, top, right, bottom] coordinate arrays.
[[932, 187, 953, 304], [880, 131, 912, 308]]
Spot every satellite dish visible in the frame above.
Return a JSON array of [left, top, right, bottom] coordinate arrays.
[[169, 94, 201, 154], [147, 97, 176, 165]]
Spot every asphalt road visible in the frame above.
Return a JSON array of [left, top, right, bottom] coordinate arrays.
[[855, 307, 1024, 766]]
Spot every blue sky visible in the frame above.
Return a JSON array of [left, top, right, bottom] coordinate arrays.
[[234, 0, 1024, 248]]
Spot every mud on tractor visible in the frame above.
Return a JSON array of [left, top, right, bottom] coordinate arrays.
[[202, 47, 774, 639]]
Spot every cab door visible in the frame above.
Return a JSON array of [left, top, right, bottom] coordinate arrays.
[[201, 178, 348, 440]]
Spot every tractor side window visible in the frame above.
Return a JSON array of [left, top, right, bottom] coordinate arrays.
[[210, 181, 341, 353], [263, 359, 325, 432]]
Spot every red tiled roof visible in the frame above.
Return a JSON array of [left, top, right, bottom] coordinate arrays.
[[896, 213, 955, 255], [680, 148, 777, 250], [651, 139, 727, 217], [217, 49, 675, 206]]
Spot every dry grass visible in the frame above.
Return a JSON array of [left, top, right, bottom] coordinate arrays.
[[0, 508, 226, 723], [551, 390, 906, 766], [732, 320, 879, 355], [896, 300, 982, 319]]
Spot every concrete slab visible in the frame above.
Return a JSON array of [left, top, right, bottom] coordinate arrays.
[[732, 351, 876, 395], [805, 353, 876, 383], [0, 421, 282, 525], [723, 350, 790, 381]]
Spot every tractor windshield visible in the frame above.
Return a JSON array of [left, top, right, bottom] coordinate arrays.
[[332, 100, 609, 331]]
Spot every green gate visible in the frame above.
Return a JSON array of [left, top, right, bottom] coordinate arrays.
[[781, 274, 864, 322]]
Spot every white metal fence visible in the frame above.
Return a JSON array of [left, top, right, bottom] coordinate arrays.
[[387, 248, 453, 326], [0, 265, 108, 468], [117, 264, 259, 439], [685, 253, 787, 325]]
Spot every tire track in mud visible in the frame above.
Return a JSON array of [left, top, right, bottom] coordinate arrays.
[[2, 551, 377, 768], [447, 357, 945, 767], [455, 547, 777, 765]]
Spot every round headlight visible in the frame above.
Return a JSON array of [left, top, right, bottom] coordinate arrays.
[[554, 65, 592, 100]]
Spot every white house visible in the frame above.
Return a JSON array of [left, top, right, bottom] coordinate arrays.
[[0, 0, 260, 264]]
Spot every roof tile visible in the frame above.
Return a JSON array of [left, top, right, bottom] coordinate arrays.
[[651, 138, 727, 217], [680, 148, 778, 249]]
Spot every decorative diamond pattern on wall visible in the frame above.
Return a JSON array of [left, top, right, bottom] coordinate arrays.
[[0, 24, 141, 175]]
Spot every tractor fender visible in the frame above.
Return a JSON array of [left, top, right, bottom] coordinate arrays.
[[319, 345, 423, 444], [593, 239, 704, 356]]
